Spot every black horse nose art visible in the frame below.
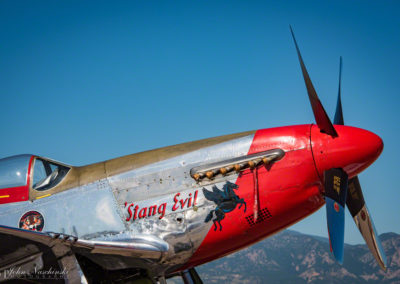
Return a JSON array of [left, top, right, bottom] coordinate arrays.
[[203, 181, 247, 231]]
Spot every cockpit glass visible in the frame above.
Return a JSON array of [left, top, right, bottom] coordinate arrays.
[[32, 158, 70, 191], [0, 155, 31, 188], [33, 159, 47, 186]]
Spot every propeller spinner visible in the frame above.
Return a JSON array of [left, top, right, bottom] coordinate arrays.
[[290, 27, 387, 270]]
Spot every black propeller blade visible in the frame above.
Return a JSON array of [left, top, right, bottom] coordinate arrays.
[[346, 170, 387, 271], [290, 26, 338, 137], [334, 56, 344, 125]]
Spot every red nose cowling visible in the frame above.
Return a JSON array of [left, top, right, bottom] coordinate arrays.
[[311, 124, 383, 179]]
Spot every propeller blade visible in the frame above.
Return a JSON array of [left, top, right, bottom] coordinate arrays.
[[290, 26, 338, 137], [182, 268, 203, 284], [346, 177, 387, 271], [330, 59, 387, 270], [334, 57, 344, 125], [324, 168, 348, 264]]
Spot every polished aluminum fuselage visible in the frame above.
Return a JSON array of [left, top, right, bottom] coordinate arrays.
[[0, 125, 327, 276]]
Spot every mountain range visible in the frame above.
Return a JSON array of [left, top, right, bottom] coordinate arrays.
[[170, 230, 400, 283]]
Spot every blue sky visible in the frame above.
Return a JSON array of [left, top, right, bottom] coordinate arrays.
[[0, 1, 399, 245]]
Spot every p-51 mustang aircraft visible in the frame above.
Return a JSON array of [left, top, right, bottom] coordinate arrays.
[[0, 28, 387, 283]]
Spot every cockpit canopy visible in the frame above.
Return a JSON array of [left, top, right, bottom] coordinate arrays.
[[31, 157, 70, 191], [0, 154, 71, 204], [0, 154, 30, 189]]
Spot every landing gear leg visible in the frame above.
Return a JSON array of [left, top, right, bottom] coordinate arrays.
[[181, 268, 203, 284], [157, 276, 167, 284]]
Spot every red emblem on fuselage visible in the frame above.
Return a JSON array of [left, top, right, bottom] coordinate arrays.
[[19, 211, 44, 232]]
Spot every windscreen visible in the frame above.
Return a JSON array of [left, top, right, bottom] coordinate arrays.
[[0, 155, 31, 188], [32, 158, 70, 191]]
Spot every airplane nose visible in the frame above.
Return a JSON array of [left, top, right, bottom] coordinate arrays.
[[311, 124, 383, 179]]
